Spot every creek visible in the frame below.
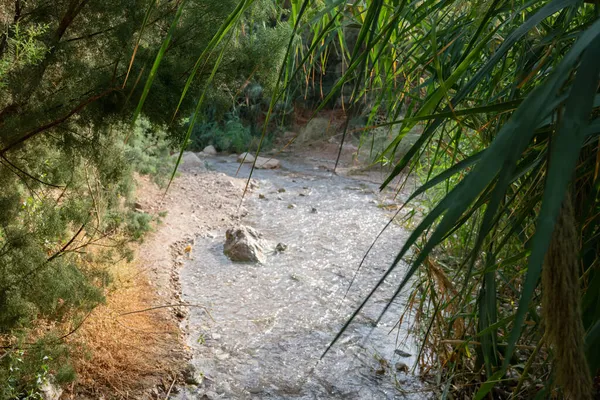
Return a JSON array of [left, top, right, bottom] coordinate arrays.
[[175, 155, 426, 399]]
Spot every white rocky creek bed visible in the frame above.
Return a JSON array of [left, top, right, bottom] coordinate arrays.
[[174, 155, 427, 399]]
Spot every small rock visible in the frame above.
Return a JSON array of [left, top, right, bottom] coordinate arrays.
[[394, 349, 412, 358], [237, 152, 256, 163], [203, 145, 217, 155], [395, 362, 409, 373], [258, 194, 266, 200], [310, 207, 318, 213], [299, 193, 306, 197], [287, 204, 296, 209], [203, 390, 220, 400], [248, 386, 263, 394], [277, 188, 286, 193], [183, 364, 200, 385], [275, 243, 287, 252], [186, 385, 199, 393]]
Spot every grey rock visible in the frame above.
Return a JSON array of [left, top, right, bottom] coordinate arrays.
[[179, 152, 206, 172], [237, 152, 255, 163], [395, 362, 409, 373], [275, 243, 287, 252], [394, 349, 412, 358], [203, 145, 217, 155], [186, 385, 199, 393], [254, 156, 280, 169], [203, 391, 220, 400], [298, 117, 333, 143], [182, 364, 199, 385], [224, 226, 266, 263]]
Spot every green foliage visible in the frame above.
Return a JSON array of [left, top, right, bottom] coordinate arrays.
[[124, 211, 153, 242], [2, 350, 49, 399], [190, 114, 270, 154], [0, 23, 48, 89], [0, 1, 195, 393], [7, 0, 598, 398], [123, 117, 176, 187], [0, 336, 73, 400]]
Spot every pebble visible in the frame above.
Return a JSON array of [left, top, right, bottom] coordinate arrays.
[[394, 349, 412, 357], [395, 362, 409, 373], [204, 390, 220, 400], [275, 243, 288, 252]]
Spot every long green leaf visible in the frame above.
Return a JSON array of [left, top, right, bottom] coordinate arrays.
[[133, 0, 188, 123], [476, 23, 600, 400]]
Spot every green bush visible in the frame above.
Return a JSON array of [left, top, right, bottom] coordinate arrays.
[[123, 117, 176, 187], [1, 337, 72, 400], [189, 114, 271, 154]]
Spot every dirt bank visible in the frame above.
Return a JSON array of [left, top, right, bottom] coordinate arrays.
[[69, 167, 249, 399]]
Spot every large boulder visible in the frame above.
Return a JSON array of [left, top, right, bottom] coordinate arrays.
[[237, 152, 256, 163], [203, 145, 217, 155], [237, 153, 280, 169], [298, 117, 333, 143], [255, 156, 280, 169], [224, 226, 266, 263], [178, 152, 206, 171]]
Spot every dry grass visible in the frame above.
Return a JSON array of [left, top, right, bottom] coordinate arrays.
[[63, 257, 186, 399]]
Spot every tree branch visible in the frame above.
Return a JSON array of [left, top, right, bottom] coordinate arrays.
[[0, 0, 93, 124], [0, 87, 118, 155], [0, 154, 65, 188]]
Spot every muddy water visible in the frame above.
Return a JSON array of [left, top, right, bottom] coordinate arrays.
[[175, 157, 426, 399]]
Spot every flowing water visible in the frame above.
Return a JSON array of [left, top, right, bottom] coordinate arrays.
[[175, 156, 426, 399]]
